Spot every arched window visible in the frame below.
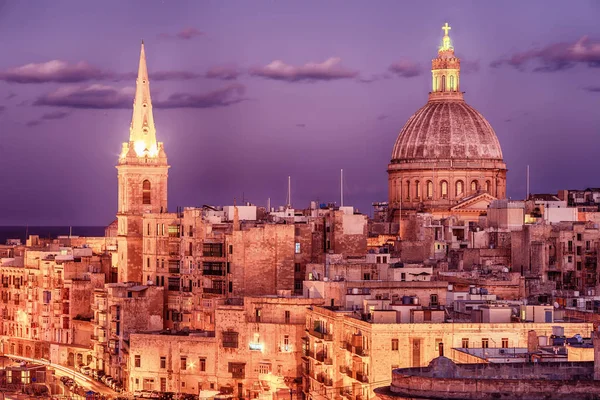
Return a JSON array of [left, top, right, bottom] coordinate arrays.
[[450, 75, 455, 91], [471, 180, 478, 192], [435, 77, 438, 92], [142, 180, 151, 205], [441, 75, 446, 91], [426, 181, 433, 199], [405, 181, 410, 200], [440, 180, 448, 198], [486, 180, 492, 193], [456, 180, 464, 196], [415, 181, 421, 199]]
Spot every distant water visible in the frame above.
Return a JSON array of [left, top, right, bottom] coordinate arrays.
[[0, 226, 106, 244]]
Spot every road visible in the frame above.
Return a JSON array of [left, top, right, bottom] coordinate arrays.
[[3, 354, 121, 398]]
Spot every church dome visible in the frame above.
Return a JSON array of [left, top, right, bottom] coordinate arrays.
[[390, 99, 503, 162]]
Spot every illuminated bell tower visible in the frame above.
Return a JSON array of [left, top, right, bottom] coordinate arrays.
[[430, 22, 462, 100], [116, 41, 169, 283]]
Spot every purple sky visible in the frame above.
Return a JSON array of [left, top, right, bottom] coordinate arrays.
[[0, 1, 599, 225]]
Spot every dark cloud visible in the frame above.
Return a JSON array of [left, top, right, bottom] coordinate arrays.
[[26, 120, 41, 127], [250, 57, 358, 82], [584, 86, 600, 92], [388, 60, 423, 78], [154, 84, 246, 109], [34, 84, 134, 109], [6, 92, 17, 99], [0, 60, 112, 83], [41, 111, 70, 120], [205, 66, 240, 80], [460, 59, 480, 74], [0, 105, 5, 114], [490, 36, 600, 72], [296, 123, 306, 128], [357, 73, 392, 84], [159, 27, 203, 40], [377, 114, 388, 121]]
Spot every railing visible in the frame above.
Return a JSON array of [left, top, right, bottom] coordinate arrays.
[[309, 328, 333, 341], [203, 269, 225, 276], [167, 285, 180, 292], [356, 371, 369, 383], [316, 352, 333, 365], [203, 288, 223, 294], [168, 267, 180, 274]]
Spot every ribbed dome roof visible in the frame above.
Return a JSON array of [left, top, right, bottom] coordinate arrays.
[[391, 100, 503, 162]]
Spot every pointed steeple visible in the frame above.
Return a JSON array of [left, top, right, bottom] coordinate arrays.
[[129, 41, 158, 157]]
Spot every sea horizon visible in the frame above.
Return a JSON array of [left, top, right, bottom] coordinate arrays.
[[0, 226, 106, 244]]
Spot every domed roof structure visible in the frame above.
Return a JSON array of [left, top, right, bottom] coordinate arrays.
[[391, 100, 503, 162]]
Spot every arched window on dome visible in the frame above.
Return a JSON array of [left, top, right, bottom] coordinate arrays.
[[435, 77, 439, 92], [486, 180, 492, 193], [426, 181, 433, 199], [456, 180, 464, 197], [450, 75, 455, 91], [471, 180, 479, 192], [415, 181, 421, 199], [405, 181, 411, 200], [441, 75, 446, 91], [440, 181, 448, 198], [142, 180, 151, 205]]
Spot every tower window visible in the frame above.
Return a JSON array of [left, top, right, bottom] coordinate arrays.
[[456, 180, 464, 196], [450, 75, 455, 91], [142, 180, 151, 205], [414, 181, 421, 199], [426, 181, 433, 199], [405, 181, 410, 200], [486, 180, 491, 193], [440, 181, 448, 198], [471, 180, 478, 192], [441, 75, 446, 91]]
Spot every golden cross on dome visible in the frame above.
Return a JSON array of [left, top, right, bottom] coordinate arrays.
[[442, 22, 451, 36]]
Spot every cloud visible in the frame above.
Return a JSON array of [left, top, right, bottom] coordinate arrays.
[[159, 27, 203, 40], [357, 73, 392, 84], [490, 36, 600, 72], [296, 123, 306, 128], [34, 84, 134, 109], [41, 111, 70, 120], [584, 86, 600, 93], [0, 105, 5, 114], [26, 120, 41, 127], [377, 114, 388, 121], [154, 84, 247, 109], [6, 92, 16, 99], [205, 66, 240, 80], [152, 70, 201, 81], [0, 60, 112, 83], [388, 60, 423, 78], [251, 57, 358, 82]]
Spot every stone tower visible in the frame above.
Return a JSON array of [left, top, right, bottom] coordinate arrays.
[[116, 42, 169, 283]]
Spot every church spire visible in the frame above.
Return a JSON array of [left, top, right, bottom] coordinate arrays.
[[430, 22, 462, 99], [129, 41, 158, 157]]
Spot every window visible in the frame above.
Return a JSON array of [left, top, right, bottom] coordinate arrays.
[[363, 273, 371, 281], [577, 261, 582, 271], [449, 75, 455, 91], [255, 308, 261, 323], [482, 338, 489, 348], [295, 243, 301, 254], [568, 256, 573, 263], [577, 233, 582, 241], [285, 310, 291, 324], [441, 75, 446, 91], [147, 223, 150, 235], [228, 362, 245, 379], [430, 294, 438, 306], [135, 355, 141, 368], [502, 338, 509, 348], [486, 180, 491, 193], [180, 357, 187, 370], [283, 335, 290, 352], [405, 181, 410, 200], [391, 339, 399, 351], [586, 241, 591, 251], [142, 180, 151, 205], [426, 180, 433, 198], [461, 338, 469, 348], [229, 245, 233, 254], [199, 357, 206, 372], [440, 181, 448, 198], [415, 181, 421, 198], [294, 263, 301, 272], [160, 356, 166, 369], [456, 180, 464, 196], [471, 180, 478, 192], [223, 331, 239, 348], [257, 363, 271, 374]]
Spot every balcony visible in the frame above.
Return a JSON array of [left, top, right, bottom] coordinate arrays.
[[316, 374, 333, 387], [203, 269, 225, 276], [302, 349, 314, 359], [203, 288, 224, 295], [168, 267, 181, 274], [356, 371, 369, 383], [309, 327, 333, 341], [316, 352, 333, 365]]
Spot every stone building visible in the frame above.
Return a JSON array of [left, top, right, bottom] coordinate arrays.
[[387, 23, 507, 223]]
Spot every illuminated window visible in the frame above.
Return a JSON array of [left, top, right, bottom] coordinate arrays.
[[482, 338, 489, 348], [295, 243, 301, 254], [456, 180, 464, 196], [426, 181, 433, 199], [441, 75, 446, 91], [415, 181, 421, 198], [283, 335, 290, 352], [486, 180, 491, 192], [471, 180, 478, 192], [440, 181, 448, 197], [450, 75, 455, 91], [142, 180, 151, 205]]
